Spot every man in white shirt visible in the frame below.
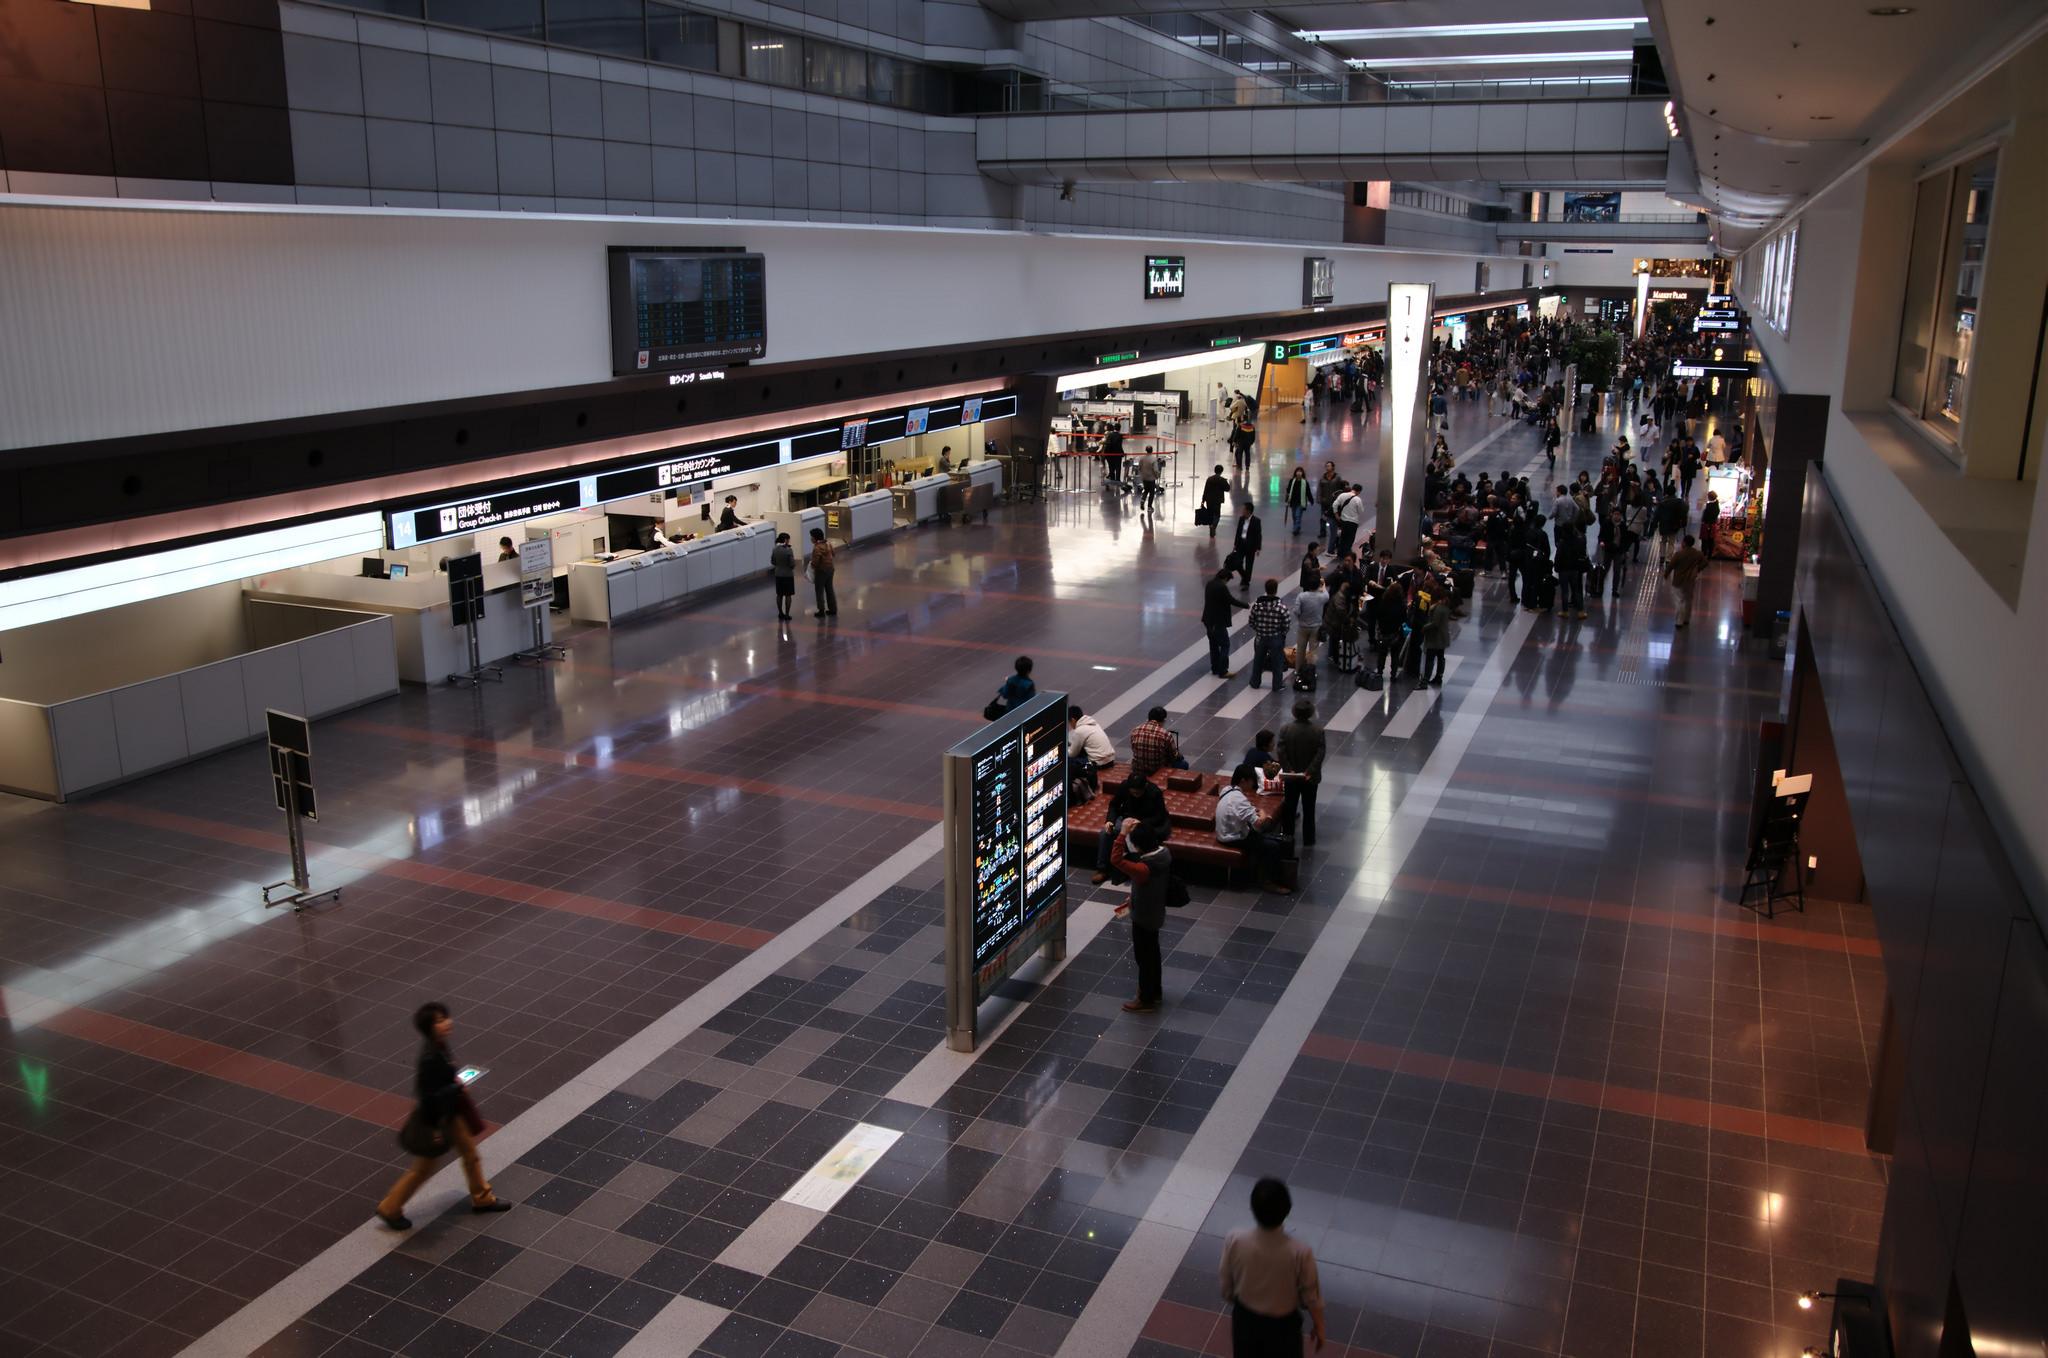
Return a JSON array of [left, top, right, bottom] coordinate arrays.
[[1331, 484, 1365, 559], [1067, 705, 1116, 770], [1214, 766, 1291, 895], [1293, 580, 1327, 675], [1706, 430, 1728, 464]]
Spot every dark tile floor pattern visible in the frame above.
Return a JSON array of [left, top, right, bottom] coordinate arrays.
[[0, 395, 1888, 1358]]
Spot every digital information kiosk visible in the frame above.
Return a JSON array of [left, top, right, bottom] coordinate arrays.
[[942, 690, 1069, 1052]]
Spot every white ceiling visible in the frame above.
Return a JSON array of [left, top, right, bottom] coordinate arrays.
[[1645, 0, 2048, 246]]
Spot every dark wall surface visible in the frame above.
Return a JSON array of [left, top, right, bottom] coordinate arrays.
[[1790, 462, 2046, 1358], [0, 0, 292, 186]]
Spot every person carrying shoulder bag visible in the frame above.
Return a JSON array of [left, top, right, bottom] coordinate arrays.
[[377, 1002, 512, 1230]]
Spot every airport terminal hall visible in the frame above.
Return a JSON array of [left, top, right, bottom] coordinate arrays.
[[5, 2, 2048, 1357]]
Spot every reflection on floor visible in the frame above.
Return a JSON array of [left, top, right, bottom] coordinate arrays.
[[0, 394, 1883, 1358]]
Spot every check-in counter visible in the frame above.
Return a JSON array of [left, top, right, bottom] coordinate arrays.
[[680, 534, 733, 590], [892, 472, 951, 526], [825, 489, 893, 545], [727, 522, 776, 574], [767, 507, 825, 549], [964, 460, 1004, 499]]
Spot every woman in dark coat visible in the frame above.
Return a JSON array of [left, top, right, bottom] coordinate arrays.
[[376, 1003, 512, 1230]]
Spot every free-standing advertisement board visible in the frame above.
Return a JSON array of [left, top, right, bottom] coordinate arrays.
[[943, 690, 1068, 1051]]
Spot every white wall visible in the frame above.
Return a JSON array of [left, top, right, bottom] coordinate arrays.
[[0, 200, 1524, 450], [0, 581, 247, 704]]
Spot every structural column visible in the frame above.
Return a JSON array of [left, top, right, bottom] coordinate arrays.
[[1377, 282, 1435, 561]]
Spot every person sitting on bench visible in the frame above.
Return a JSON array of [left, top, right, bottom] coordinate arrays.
[[1092, 774, 1169, 886], [1215, 765, 1292, 896]]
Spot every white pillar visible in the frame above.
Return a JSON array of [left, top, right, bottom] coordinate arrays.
[[1377, 282, 1436, 562], [1633, 270, 1650, 341]]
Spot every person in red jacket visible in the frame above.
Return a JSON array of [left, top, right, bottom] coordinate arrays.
[[1110, 820, 1173, 1013]]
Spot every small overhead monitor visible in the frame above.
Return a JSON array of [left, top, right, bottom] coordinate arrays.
[[1144, 255, 1185, 300], [361, 557, 387, 579], [387, 563, 409, 579]]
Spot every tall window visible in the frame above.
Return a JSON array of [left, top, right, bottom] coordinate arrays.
[[1893, 148, 1999, 452], [1751, 223, 1796, 335]]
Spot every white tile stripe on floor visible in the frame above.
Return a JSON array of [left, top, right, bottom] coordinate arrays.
[[1054, 604, 1539, 1358], [1382, 656, 1465, 740]]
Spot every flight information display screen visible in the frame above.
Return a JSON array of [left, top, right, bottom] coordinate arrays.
[[608, 248, 767, 375], [953, 696, 1068, 1004]]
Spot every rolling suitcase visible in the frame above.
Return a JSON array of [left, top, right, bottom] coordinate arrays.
[[1533, 576, 1556, 610], [1587, 564, 1607, 596]]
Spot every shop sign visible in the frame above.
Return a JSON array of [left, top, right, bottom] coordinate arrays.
[[396, 480, 582, 548], [1650, 289, 1691, 301], [1094, 350, 1141, 365], [1208, 335, 1242, 348], [667, 369, 727, 386], [591, 439, 782, 504]]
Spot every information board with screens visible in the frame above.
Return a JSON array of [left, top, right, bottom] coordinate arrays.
[[943, 691, 1068, 1049], [608, 248, 767, 375], [1144, 255, 1186, 300]]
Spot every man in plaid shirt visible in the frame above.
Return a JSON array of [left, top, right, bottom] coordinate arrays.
[[1248, 579, 1291, 689], [1127, 706, 1180, 782]]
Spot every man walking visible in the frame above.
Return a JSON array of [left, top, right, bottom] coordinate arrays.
[[1331, 482, 1365, 561], [1202, 464, 1231, 539], [1276, 698, 1325, 848], [1232, 501, 1264, 593], [1664, 532, 1708, 629], [1202, 566, 1246, 678], [1248, 580, 1291, 690], [1293, 575, 1327, 680]]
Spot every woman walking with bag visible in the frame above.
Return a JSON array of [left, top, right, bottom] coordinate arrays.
[[376, 1003, 511, 1230]]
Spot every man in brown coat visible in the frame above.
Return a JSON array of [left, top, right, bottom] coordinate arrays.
[[1664, 533, 1708, 629]]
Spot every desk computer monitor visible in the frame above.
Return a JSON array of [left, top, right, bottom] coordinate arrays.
[[387, 563, 409, 579], [361, 557, 387, 579]]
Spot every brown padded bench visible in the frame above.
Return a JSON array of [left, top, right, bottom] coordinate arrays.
[[1072, 764, 1281, 873]]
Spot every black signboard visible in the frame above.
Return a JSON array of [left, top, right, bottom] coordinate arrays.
[[591, 439, 782, 503], [1303, 256, 1334, 307], [265, 709, 316, 820], [400, 481, 581, 549], [945, 693, 1068, 1032], [446, 552, 485, 626], [1144, 255, 1186, 300], [608, 248, 767, 375]]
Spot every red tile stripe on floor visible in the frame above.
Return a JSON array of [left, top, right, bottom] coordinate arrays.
[[1139, 1298, 1396, 1358], [33, 1004, 412, 1128], [687, 610, 1159, 668], [573, 659, 986, 722], [1298, 1032, 1869, 1155], [343, 719, 942, 822], [86, 803, 778, 950], [1391, 872, 1882, 959]]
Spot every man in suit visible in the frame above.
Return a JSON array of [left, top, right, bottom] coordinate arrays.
[[1232, 501, 1263, 593], [1201, 565, 1247, 678]]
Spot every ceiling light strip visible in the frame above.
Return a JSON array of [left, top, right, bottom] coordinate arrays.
[[1297, 19, 1643, 42], [1351, 50, 1636, 70]]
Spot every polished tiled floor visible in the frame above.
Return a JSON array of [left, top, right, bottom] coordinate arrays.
[[0, 393, 1884, 1358]]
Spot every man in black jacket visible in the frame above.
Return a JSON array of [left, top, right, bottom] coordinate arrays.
[[1201, 464, 1230, 538], [1276, 698, 1326, 848], [1202, 565, 1247, 678], [1231, 501, 1264, 592]]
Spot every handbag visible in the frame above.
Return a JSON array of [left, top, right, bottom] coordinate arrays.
[[397, 1107, 450, 1158], [983, 700, 1006, 722], [1164, 873, 1190, 910]]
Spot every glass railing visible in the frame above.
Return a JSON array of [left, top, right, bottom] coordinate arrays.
[[1529, 213, 1708, 224], [995, 75, 1657, 113]]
